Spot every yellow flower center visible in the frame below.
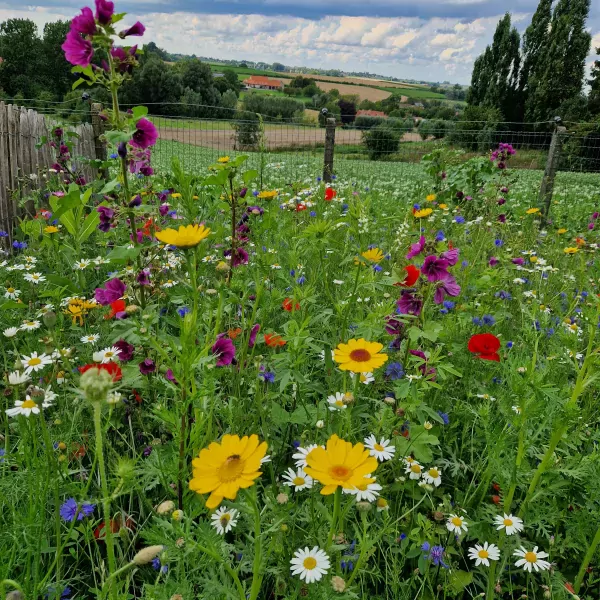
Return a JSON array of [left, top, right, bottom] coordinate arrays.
[[292, 476, 305, 486], [303, 557, 317, 570], [334, 400, 344, 407], [21, 399, 37, 409], [374, 443, 385, 451], [428, 469, 439, 478], [524, 551, 537, 563], [478, 549, 489, 559], [329, 465, 351, 480], [219, 455, 244, 482], [503, 518, 513, 527], [405, 456, 415, 464], [356, 481, 368, 491], [219, 514, 231, 527], [349, 349, 372, 362], [7, 287, 14, 293], [451, 517, 463, 527], [25, 321, 35, 326], [410, 464, 421, 473], [28, 358, 41, 366], [105, 352, 113, 358], [376, 498, 388, 508]]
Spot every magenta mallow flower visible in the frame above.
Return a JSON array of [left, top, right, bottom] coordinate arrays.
[[114, 339, 135, 361], [433, 276, 461, 304], [489, 257, 499, 267], [248, 324, 260, 348], [224, 247, 249, 267], [440, 247, 459, 266], [119, 21, 145, 37], [95, 0, 114, 25], [130, 118, 158, 149], [136, 270, 151, 286], [385, 316, 404, 336], [421, 255, 451, 283], [95, 278, 126, 305], [71, 6, 96, 35], [159, 203, 170, 217], [396, 292, 423, 316], [62, 29, 93, 67], [406, 236, 425, 260], [139, 358, 156, 375], [511, 257, 525, 266], [212, 337, 236, 366]]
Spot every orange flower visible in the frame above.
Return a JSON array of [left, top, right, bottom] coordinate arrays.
[[265, 333, 286, 347], [282, 298, 300, 312], [228, 327, 243, 339], [106, 299, 126, 319], [575, 237, 586, 246]]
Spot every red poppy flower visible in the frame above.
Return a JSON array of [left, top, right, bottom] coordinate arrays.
[[395, 265, 421, 287], [265, 333, 286, 347], [131, 388, 143, 404], [491, 494, 501, 505], [324, 188, 337, 201], [296, 203, 307, 212], [78, 362, 123, 382], [70, 443, 87, 460], [564, 583, 575, 595], [106, 299, 126, 320], [468, 333, 501, 362], [141, 217, 157, 237], [94, 515, 135, 540], [228, 327, 242, 339], [282, 298, 300, 312]]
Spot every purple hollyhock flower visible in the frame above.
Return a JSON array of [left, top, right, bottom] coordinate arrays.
[[119, 21, 145, 37], [406, 236, 425, 260], [247, 206, 264, 216], [385, 316, 404, 336], [489, 257, 499, 267], [592, 212, 599, 220], [62, 29, 93, 67], [396, 292, 422, 316], [421, 255, 451, 283], [130, 118, 158, 149], [211, 337, 236, 367], [224, 247, 249, 267], [440, 247, 459, 266], [497, 197, 506, 206], [129, 195, 142, 208], [248, 324, 260, 348], [433, 276, 461, 304], [59, 498, 95, 522], [139, 358, 156, 375], [498, 214, 506, 223], [71, 6, 96, 35], [95, 0, 114, 25], [136, 270, 151, 286], [117, 141, 128, 159], [95, 278, 125, 305], [512, 257, 525, 266], [159, 203, 170, 217], [165, 368, 179, 385], [114, 339, 135, 361]]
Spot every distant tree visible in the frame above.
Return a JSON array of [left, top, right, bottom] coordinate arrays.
[[143, 41, 168, 61], [41, 21, 72, 98], [214, 69, 241, 96], [337, 98, 357, 126], [363, 124, 400, 160], [0, 19, 42, 97], [589, 47, 600, 115], [272, 62, 285, 72], [239, 62, 248, 68]]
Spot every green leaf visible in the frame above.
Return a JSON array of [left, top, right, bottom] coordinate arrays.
[[270, 401, 289, 427], [72, 78, 88, 90], [99, 179, 121, 195], [105, 130, 132, 145], [78, 210, 100, 244], [131, 106, 148, 120], [46, 275, 81, 295], [50, 190, 82, 220], [106, 245, 143, 263], [421, 322, 443, 342], [242, 169, 258, 185], [19, 219, 43, 237], [35, 136, 48, 149], [0, 300, 27, 310], [408, 326, 422, 342], [449, 570, 473, 593], [203, 171, 229, 187]]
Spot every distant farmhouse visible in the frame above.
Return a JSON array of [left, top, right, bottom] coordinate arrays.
[[243, 75, 285, 91], [356, 110, 387, 118]]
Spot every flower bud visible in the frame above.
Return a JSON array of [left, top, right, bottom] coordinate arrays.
[[356, 501, 373, 512], [276, 493, 288, 505], [216, 261, 230, 272], [156, 500, 175, 515], [79, 367, 114, 403], [133, 545, 163, 566], [331, 576, 346, 593], [42, 311, 57, 328], [172, 509, 184, 521], [316, 420, 324, 429], [125, 304, 139, 314]]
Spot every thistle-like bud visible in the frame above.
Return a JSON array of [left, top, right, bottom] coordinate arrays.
[[42, 311, 57, 328], [356, 501, 373, 512], [133, 545, 163, 566], [156, 500, 175, 515], [331, 576, 346, 593], [79, 368, 113, 404]]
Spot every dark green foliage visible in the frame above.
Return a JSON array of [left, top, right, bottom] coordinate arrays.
[[363, 124, 400, 160], [448, 105, 503, 151], [242, 93, 304, 121], [418, 119, 454, 140], [337, 98, 357, 126], [354, 115, 387, 129], [587, 47, 600, 116], [231, 110, 261, 148]]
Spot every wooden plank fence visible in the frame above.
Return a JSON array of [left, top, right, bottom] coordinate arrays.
[[0, 102, 95, 244]]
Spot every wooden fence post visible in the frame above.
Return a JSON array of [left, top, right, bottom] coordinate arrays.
[[91, 102, 107, 178], [539, 122, 567, 222], [323, 117, 336, 183]]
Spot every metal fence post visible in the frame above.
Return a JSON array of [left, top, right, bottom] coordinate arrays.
[[91, 102, 107, 178], [323, 117, 336, 183], [539, 121, 567, 222]]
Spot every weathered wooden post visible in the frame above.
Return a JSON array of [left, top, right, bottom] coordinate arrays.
[[91, 102, 107, 178], [539, 119, 567, 223], [323, 117, 336, 183]]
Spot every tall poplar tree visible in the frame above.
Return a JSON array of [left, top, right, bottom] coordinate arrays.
[[588, 46, 600, 116]]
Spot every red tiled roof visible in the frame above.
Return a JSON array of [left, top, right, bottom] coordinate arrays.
[[356, 110, 387, 118], [244, 75, 284, 87]]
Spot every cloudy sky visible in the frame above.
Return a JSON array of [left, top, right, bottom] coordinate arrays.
[[0, 0, 599, 84]]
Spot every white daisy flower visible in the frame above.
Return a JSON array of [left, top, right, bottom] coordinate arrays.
[[211, 507, 239, 535], [24, 272, 46, 284], [345, 474, 382, 502], [422, 466, 442, 487], [5, 394, 51, 418], [271, 264, 281, 270], [364, 434, 395, 462], [37, 304, 55, 317], [81, 334, 100, 345], [292, 444, 321, 469], [405, 461, 423, 480], [468, 542, 500, 567], [4, 287, 21, 299], [93, 256, 110, 265], [376, 497, 389, 511], [282, 467, 313, 491], [93, 346, 120, 363], [3, 327, 19, 338], [260, 454, 271, 465], [290, 547, 330, 583], [24, 256, 37, 264], [106, 392, 122, 405], [327, 392, 347, 411], [494, 513, 524, 535], [332, 279, 344, 285], [20, 320, 41, 331], [513, 546, 551, 572], [447, 514, 468, 535], [73, 259, 91, 270], [21, 351, 52, 374], [8, 371, 30, 385], [162, 279, 178, 288]]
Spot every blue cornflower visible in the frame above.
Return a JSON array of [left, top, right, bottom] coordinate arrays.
[[109, 152, 118, 159], [461, 260, 468, 268], [454, 216, 465, 224], [13, 241, 27, 250], [0, 231, 9, 237], [0, 448, 5, 463], [428, 545, 449, 568], [290, 269, 295, 277], [437, 411, 449, 425], [439, 308, 448, 315], [309, 211, 317, 217], [546, 328, 554, 336], [59, 498, 95, 522], [472, 317, 482, 326], [252, 190, 259, 197], [413, 203, 421, 210], [292, 440, 301, 448], [386, 362, 404, 380], [341, 203, 348, 212], [316, 177, 322, 182], [534, 320, 541, 331], [435, 230, 445, 241], [494, 239, 503, 247], [151, 558, 168, 574], [506, 341, 513, 348], [331, 175, 337, 180], [495, 290, 512, 300], [373, 264, 383, 272], [482, 314, 495, 326], [259, 371, 275, 383], [177, 306, 191, 317], [296, 276, 306, 285], [399, 533, 407, 541], [443, 301, 455, 310]]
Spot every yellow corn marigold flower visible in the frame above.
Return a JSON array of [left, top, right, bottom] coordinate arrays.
[[217, 156, 230, 163], [189, 434, 268, 509], [564, 247, 579, 254], [361, 248, 385, 263], [530, 256, 538, 263], [333, 338, 388, 373], [170, 192, 182, 198], [426, 194, 437, 202], [526, 208, 540, 215], [557, 228, 567, 234], [155, 224, 211, 249], [304, 434, 378, 495], [44, 225, 59, 234], [413, 208, 433, 219], [438, 203, 448, 210], [258, 190, 278, 200]]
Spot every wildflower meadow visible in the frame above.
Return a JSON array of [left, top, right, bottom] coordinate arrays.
[[1, 3, 600, 600]]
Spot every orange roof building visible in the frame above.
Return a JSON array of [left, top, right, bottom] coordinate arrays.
[[356, 110, 387, 118], [243, 75, 285, 90]]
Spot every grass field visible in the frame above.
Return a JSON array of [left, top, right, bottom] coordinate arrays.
[[379, 86, 447, 100]]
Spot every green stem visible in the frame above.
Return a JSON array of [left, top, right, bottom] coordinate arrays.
[[248, 489, 263, 600], [194, 543, 246, 600], [93, 402, 117, 598], [486, 560, 497, 600], [341, 262, 361, 340], [346, 512, 368, 587], [327, 487, 342, 550], [574, 523, 600, 593]]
